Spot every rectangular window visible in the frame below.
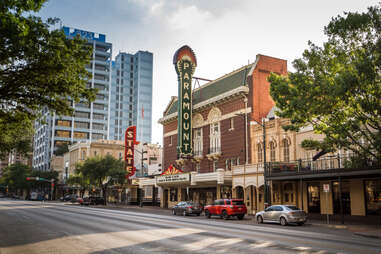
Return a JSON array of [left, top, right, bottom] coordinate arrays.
[[93, 114, 104, 120], [75, 102, 90, 108], [56, 120, 71, 127], [169, 136, 173, 146], [74, 111, 90, 119], [74, 121, 89, 129], [55, 130, 70, 138], [94, 84, 105, 90], [93, 103, 104, 110], [213, 160, 218, 171], [73, 132, 88, 139], [92, 133, 104, 140], [230, 118, 234, 130], [96, 94, 105, 100], [93, 123, 104, 130]]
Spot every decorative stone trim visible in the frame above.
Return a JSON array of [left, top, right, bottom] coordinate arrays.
[[163, 107, 252, 137], [206, 152, 222, 161], [158, 86, 249, 124]]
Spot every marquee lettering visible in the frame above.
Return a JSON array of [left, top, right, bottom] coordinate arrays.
[[124, 126, 138, 179], [174, 46, 197, 158], [183, 102, 190, 110]]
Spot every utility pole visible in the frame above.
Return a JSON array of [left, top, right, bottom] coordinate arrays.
[[262, 117, 269, 208]]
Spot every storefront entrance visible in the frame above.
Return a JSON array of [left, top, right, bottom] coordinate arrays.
[[333, 181, 351, 215], [365, 179, 381, 215], [307, 183, 320, 213]]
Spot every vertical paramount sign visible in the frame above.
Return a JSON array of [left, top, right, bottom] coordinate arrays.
[[173, 45, 197, 158], [125, 126, 138, 179]]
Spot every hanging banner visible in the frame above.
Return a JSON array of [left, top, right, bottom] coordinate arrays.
[[125, 126, 139, 179], [173, 45, 197, 158]]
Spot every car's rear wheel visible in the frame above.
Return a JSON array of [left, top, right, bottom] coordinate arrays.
[[257, 215, 263, 224], [237, 214, 244, 220], [297, 222, 304, 226], [280, 217, 288, 226], [197, 213, 200, 216], [222, 210, 229, 220], [205, 210, 211, 218], [172, 209, 176, 215]]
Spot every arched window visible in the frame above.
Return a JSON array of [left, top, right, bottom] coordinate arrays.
[[193, 128, 203, 156], [210, 122, 220, 153], [282, 139, 290, 162], [270, 141, 276, 162], [257, 143, 263, 163]]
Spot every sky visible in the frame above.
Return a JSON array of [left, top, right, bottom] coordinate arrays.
[[37, 0, 379, 145]]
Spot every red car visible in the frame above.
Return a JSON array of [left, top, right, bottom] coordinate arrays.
[[204, 199, 247, 220]]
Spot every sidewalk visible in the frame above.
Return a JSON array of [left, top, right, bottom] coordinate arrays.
[[71, 203, 381, 239], [306, 213, 381, 239]]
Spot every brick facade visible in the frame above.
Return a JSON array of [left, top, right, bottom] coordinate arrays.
[[161, 54, 287, 174]]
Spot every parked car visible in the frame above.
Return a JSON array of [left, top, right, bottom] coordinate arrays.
[[204, 199, 247, 220], [255, 205, 307, 226], [81, 196, 105, 206], [60, 194, 78, 202], [172, 201, 202, 216]]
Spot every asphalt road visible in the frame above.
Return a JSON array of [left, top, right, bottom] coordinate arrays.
[[1, 199, 380, 254]]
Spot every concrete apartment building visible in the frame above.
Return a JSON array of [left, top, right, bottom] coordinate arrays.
[[33, 27, 113, 171], [33, 27, 153, 171]]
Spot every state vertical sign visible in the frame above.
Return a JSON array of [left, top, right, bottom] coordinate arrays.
[[125, 126, 139, 179], [173, 45, 197, 158]]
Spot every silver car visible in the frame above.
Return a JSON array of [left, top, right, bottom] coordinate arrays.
[[256, 205, 307, 226]]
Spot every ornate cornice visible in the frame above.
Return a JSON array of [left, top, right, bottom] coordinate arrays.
[[158, 86, 249, 124]]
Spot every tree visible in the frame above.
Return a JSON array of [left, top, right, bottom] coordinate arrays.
[[66, 174, 89, 198], [0, 163, 31, 194], [269, 4, 381, 163], [0, 0, 96, 157], [76, 155, 126, 205], [54, 143, 70, 156]]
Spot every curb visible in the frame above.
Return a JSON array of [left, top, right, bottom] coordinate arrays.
[[354, 232, 381, 239], [310, 223, 348, 229]]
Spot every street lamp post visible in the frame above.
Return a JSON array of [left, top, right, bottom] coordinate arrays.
[[251, 117, 269, 208], [261, 118, 270, 208], [134, 143, 147, 207]]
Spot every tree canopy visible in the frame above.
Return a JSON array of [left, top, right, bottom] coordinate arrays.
[[76, 155, 126, 203], [0, 0, 96, 157], [269, 4, 381, 162], [0, 163, 31, 192]]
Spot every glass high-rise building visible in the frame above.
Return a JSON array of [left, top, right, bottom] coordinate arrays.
[[32, 27, 112, 171], [110, 51, 153, 144]]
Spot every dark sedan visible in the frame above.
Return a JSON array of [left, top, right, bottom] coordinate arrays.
[[172, 201, 202, 216], [81, 196, 105, 206]]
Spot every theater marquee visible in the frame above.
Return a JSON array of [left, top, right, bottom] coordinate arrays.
[[173, 45, 197, 158]]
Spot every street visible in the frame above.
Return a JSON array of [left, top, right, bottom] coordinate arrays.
[[0, 199, 380, 254]]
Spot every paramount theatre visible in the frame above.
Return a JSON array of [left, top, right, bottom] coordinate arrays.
[[145, 45, 287, 212]]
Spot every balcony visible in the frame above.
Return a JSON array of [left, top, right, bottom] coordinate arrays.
[[206, 147, 221, 160], [265, 155, 381, 180], [192, 150, 203, 162], [232, 164, 264, 175]]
